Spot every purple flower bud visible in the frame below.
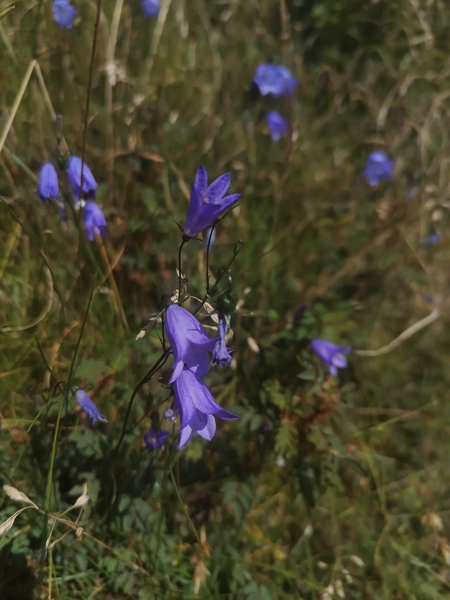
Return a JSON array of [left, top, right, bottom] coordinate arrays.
[[212, 315, 232, 367], [38, 162, 59, 201], [67, 156, 97, 200], [144, 427, 168, 450], [53, 0, 77, 29], [266, 111, 289, 142], [422, 232, 441, 246], [363, 151, 395, 187], [253, 63, 299, 98], [165, 304, 217, 383], [75, 389, 107, 425], [141, 0, 160, 17], [184, 165, 241, 238], [311, 339, 352, 377], [174, 368, 239, 449], [83, 201, 107, 242]]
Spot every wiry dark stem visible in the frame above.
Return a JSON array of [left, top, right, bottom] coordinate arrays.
[[80, 0, 103, 195]]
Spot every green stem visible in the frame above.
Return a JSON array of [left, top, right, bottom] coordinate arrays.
[[170, 469, 201, 546]]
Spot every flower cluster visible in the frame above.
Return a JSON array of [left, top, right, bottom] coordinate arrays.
[[37, 154, 106, 243], [252, 63, 298, 143]]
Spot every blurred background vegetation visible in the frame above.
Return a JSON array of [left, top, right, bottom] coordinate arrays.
[[1, 0, 450, 598]]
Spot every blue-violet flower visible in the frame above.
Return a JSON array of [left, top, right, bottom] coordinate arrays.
[[67, 156, 98, 200], [144, 427, 168, 450], [38, 162, 59, 201], [184, 165, 241, 238], [422, 232, 441, 246], [75, 389, 107, 425], [363, 151, 395, 186], [174, 368, 239, 449], [53, 0, 77, 29], [253, 63, 299, 98], [311, 339, 352, 377], [165, 304, 217, 383], [266, 111, 289, 142], [212, 315, 232, 367], [141, 0, 160, 17], [83, 201, 107, 242]]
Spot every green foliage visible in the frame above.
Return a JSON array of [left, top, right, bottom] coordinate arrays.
[[1, 0, 450, 598]]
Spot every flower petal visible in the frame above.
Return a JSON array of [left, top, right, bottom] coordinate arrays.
[[206, 172, 231, 203], [194, 165, 208, 198]]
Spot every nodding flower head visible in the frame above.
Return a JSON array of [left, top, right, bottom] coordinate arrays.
[[183, 165, 241, 238], [83, 201, 107, 242], [311, 339, 352, 377], [253, 63, 299, 98], [141, 0, 160, 17], [174, 368, 239, 449], [67, 156, 98, 200], [75, 389, 107, 426], [53, 0, 77, 29], [144, 427, 168, 450], [212, 315, 232, 367], [165, 304, 217, 383], [38, 162, 59, 201], [363, 151, 395, 187], [266, 111, 289, 142]]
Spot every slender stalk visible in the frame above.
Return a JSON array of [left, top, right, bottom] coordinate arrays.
[[170, 469, 202, 546], [80, 0, 103, 195], [205, 224, 216, 294], [178, 239, 186, 299], [0, 60, 36, 153]]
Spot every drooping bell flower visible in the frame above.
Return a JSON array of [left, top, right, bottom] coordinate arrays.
[[144, 427, 168, 450], [141, 0, 160, 17], [38, 162, 59, 201], [212, 315, 232, 367], [174, 368, 239, 449], [183, 165, 241, 238], [253, 63, 299, 98], [363, 151, 395, 187], [266, 111, 289, 142], [67, 156, 98, 200], [311, 339, 352, 377], [165, 304, 217, 383], [83, 201, 107, 242], [53, 0, 77, 29], [75, 389, 107, 425]]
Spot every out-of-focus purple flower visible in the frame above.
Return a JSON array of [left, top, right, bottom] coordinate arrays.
[[141, 0, 160, 17], [53, 0, 77, 29], [67, 156, 98, 200], [311, 339, 352, 377], [83, 201, 107, 242], [75, 389, 107, 425], [266, 111, 289, 142], [363, 151, 395, 187], [144, 427, 168, 450], [184, 165, 241, 238], [212, 315, 232, 367], [253, 63, 299, 98], [164, 407, 178, 422], [422, 232, 441, 246], [165, 304, 217, 383], [38, 162, 59, 201], [174, 368, 239, 448], [204, 227, 216, 253]]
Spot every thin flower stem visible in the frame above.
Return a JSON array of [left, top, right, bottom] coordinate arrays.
[[95, 235, 129, 329], [178, 239, 186, 299], [80, 0, 103, 195], [205, 224, 216, 294], [170, 469, 202, 546]]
